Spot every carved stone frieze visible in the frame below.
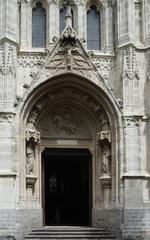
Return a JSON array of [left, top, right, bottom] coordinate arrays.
[[18, 52, 47, 68], [124, 117, 140, 127], [0, 113, 15, 123]]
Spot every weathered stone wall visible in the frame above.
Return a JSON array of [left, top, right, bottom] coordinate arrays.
[[0, 209, 42, 240], [92, 208, 123, 239]]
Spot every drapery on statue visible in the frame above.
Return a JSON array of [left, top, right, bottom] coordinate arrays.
[[26, 143, 35, 175], [101, 144, 111, 176]]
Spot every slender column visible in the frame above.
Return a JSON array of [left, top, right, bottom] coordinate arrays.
[[0, 0, 18, 43], [105, 2, 113, 53], [118, 0, 135, 46], [143, 0, 150, 45], [65, 6, 72, 27], [48, 1, 59, 47], [20, 1, 28, 48], [77, 0, 85, 40]]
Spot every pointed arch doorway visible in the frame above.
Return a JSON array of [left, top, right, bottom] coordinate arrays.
[[42, 148, 92, 226], [22, 73, 121, 230]]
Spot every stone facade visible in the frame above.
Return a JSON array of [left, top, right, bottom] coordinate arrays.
[[0, 0, 150, 240]]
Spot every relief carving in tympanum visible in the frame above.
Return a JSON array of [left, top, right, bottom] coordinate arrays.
[[40, 106, 92, 139], [52, 107, 77, 135]]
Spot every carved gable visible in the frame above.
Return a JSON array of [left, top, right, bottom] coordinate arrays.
[[32, 25, 104, 83]]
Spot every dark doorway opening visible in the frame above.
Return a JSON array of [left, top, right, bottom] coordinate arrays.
[[42, 148, 92, 226]]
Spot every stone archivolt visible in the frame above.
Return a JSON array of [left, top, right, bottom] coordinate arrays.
[[26, 86, 110, 133], [24, 78, 113, 206]]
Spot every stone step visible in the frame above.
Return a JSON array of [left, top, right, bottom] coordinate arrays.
[[24, 226, 116, 240]]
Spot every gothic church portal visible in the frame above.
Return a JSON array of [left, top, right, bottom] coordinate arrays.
[[0, 0, 150, 240]]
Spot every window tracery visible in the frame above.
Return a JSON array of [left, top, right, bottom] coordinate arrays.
[[87, 4, 101, 50], [32, 2, 46, 48]]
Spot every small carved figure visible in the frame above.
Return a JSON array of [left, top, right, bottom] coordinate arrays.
[[26, 110, 38, 130], [26, 143, 35, 175], [102, 144, 111, 176]]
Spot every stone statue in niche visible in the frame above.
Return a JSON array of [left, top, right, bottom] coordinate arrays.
[[26, 108, 40, 143], [26, 109, 38, 130], [26, 143, 35, 175], [101, 143, 111, 176], [95, 106, 110, 131]]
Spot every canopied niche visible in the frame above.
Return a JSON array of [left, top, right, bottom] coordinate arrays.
[[23, 78, 118, 212]]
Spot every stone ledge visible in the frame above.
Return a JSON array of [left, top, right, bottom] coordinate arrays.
[[121, 172, 150, 178], [0, 171, 17, 177], [0, 237, 15, 240]]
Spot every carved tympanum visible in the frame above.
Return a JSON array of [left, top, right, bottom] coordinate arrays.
[[52, 107, 77, 135]]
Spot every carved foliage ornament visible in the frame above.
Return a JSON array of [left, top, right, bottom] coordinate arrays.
[[92, 55, 115, 84], [124, 117, 140, 127], [122, 47, 140, 80], [0, 42, 17, 75], [45, 26, 93, 72], [0, 113, 15, 123], [26, 129, 40, 143], [18, 53, 47, 68]]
